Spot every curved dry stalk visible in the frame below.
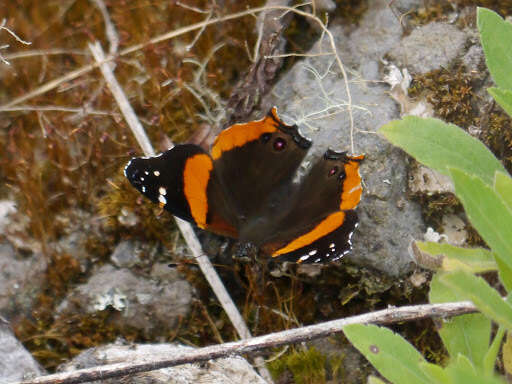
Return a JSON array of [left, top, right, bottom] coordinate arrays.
[[15, 301, 477, 384]]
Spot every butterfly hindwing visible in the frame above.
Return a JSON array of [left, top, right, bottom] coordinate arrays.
[[274, 210, 359, 263], [264, 150, 363, 262]]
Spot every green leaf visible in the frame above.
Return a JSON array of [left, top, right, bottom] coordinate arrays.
[[488, 88, 512, 117], [502, 332, 512, 377], [445, 357, 505, 384], [450, 168, 512, 273], [414, 241, 496, 273], [368, 376, 388, 384], [430, 273, 492, 369], [419, 362, 450, 383], [344, 324, 430, 384], [379, 117, 506, 185], [440, 270, 512, 330], [496, 257, 512, 292], [495, 171, 512, 212], [478, 8, 512, 90], [446, 366, 506, 384], [483, 326, 505, 376], [455, 354, 477, 374], [430, 272, 465, 303], [446, 358, 505, 384], [439, 314, 491, 369]]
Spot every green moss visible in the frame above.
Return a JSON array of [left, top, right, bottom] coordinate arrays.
[[481, 110, 512, 174], [269, 347, 327, 384], [334, 0, 369, 23], [408, 66, 476, 128], [407, 63, 512, 238], [95, 167, 178, 243], [407, 2, 456, 26]]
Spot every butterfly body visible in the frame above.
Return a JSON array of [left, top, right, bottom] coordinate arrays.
[[125, 107, 364, 263]]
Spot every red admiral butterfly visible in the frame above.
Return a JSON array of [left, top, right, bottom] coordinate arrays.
[[125, 108, 364, 263]]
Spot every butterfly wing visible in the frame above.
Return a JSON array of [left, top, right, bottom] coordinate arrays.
[[124, 144, 238, 238], [262, 150, 364, 263], [272, 210, 359, 263], [211, 107, 311, 236]]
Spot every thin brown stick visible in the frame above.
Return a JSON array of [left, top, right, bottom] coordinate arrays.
[[15, 301, 477, 384]]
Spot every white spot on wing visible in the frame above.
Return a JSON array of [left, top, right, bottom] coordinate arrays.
[[153, 170, 160, 176], [308, 250, 317, 256], [158, 195, 167, 205], [142, 186, 146, 193], [159, 187, 167, 196], [299, 255, 310, 262], [144, 171, 149, 175]]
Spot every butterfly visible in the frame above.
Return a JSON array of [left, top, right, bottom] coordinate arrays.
[[125, 107, 364, 263]]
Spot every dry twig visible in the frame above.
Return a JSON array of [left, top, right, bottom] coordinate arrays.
[[15, 301, 477, 384], [0, 18, 31, 65]]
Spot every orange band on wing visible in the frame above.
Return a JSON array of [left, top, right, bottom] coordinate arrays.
[[211, 107, 279, 160], [339, 156, 364, 210], [272, 211, 346, 256], [183, 154, 213, 228]]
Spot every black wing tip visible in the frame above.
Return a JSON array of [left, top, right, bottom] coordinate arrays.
[[324, 149, 365, 162], [267, 107, 312, 150]]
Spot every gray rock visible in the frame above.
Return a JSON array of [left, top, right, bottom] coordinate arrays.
[[0, 322, 44, 382], [111, 240, 142, 268], [54, 231, 91, 271], [387, 22, 468, 74], [347, 1, 403, 67], [0, 200, 16, 233], [0, 241, 47, 318], [57, 264, 193, 336], [266, 0, 424, 275], [389, 0, 425, 13], [409, 165, 455, 195], [441, 214, 468, 246], [462, 44, 484, 72], [59, 343, 266, 384]]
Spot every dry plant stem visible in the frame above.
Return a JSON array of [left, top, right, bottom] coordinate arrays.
[[2, 3, 354, 149], [88, 41, 273, 383], [90, 0, 119, 54], [225, 0, 291, 127], [89, 43, 153, 156], [15, 301, 478, 384]]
